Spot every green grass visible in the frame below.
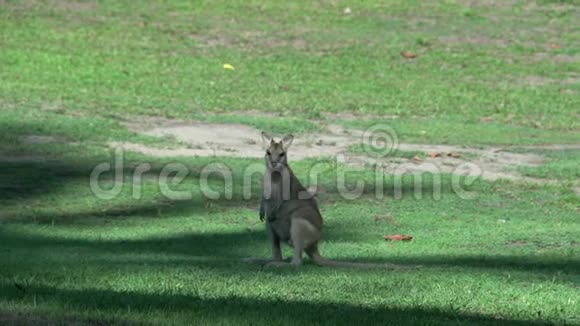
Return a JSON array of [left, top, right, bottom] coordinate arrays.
[[341, 116, 580, 145], [0, 0, 578, 145], [1, 153, 579, 325], [196, 113, 319, 134], [508, 147, 580, 182], [1, 0, 579, 325]]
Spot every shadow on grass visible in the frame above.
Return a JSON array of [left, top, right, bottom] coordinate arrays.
[[0, 284, 546, 326], [0, 309, 143, 326], [346, 255, 580, 279], [0, 160, 90, 201], [1, 227, 578, 282], [0, 150, 463, 217]]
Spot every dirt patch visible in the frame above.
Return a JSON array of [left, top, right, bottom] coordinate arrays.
[[188, 26, 345, 54], [532, 53, 580, 64], [439, 36, 509, 46], [323, 112, 399, 121], [520, 75, 580, 87], [114, 118, 579, 187], [1, 0, 96, 13], [458, 0, 520, 8], [516, 144, 580, 151], [116, 121, 352, 160]]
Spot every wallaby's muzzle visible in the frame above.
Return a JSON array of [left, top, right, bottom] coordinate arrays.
[[269, 160, 284, 169]]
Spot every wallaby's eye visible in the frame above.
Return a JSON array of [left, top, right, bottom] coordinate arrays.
[[266, 150, 271, 156], [279, 153, 285, 157]]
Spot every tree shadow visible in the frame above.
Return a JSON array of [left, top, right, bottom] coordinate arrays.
[[0, 157, 258, 223], [1, 225, 577, 283], [0, 144, 462, 208], [0, 284, 546, 325], [343, 255, 579, 280], [0, 309, 144, 326], [0, 160, 89, 201]]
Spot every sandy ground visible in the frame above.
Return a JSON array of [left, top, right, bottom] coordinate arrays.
[[105, 119, 579, 187], [11, 117, 578, 190]]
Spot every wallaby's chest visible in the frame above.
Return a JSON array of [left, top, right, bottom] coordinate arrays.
[[262, 169, 323, 240]]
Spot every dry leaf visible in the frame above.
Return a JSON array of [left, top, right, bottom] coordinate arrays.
[[447, 152, 462, 158], [428, 152, 441, 158], [412, 155, 423, 162], [551, 43, 560, 49], [401, 51, 417, 59], [480, 116, 495, 123], [384, 234, 413, 241]]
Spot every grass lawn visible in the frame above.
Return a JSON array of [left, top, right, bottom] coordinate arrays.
[[508, 147, 580, 182], [0, 0, 579, 325]]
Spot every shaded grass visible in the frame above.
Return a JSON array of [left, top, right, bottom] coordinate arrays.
[[0, 286, 554, 325], [0, 145, 579, 324]]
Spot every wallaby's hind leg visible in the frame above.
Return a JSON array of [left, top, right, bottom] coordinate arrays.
[[290, 219, 322, 266], [305, 243, 325, 266], [291, 239, 304, 266]]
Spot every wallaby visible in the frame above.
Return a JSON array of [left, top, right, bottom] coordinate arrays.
[[243, 132, 413, 269]]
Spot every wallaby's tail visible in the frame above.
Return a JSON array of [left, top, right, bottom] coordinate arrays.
[[306, 245, 418, 270]]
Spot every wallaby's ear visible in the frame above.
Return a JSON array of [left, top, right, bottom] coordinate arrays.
[[261, 131, 273, 148], [281, 134, 294, 150]]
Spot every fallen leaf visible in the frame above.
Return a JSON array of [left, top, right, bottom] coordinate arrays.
[[428, 152, 441, 158], [412, 155, 423, 162], [401, 51, 417, 59], [551, 43, 560, 49], [384, 234, 413, 241], [447, 152, 462, 158], [223, 63, 235, 70]]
